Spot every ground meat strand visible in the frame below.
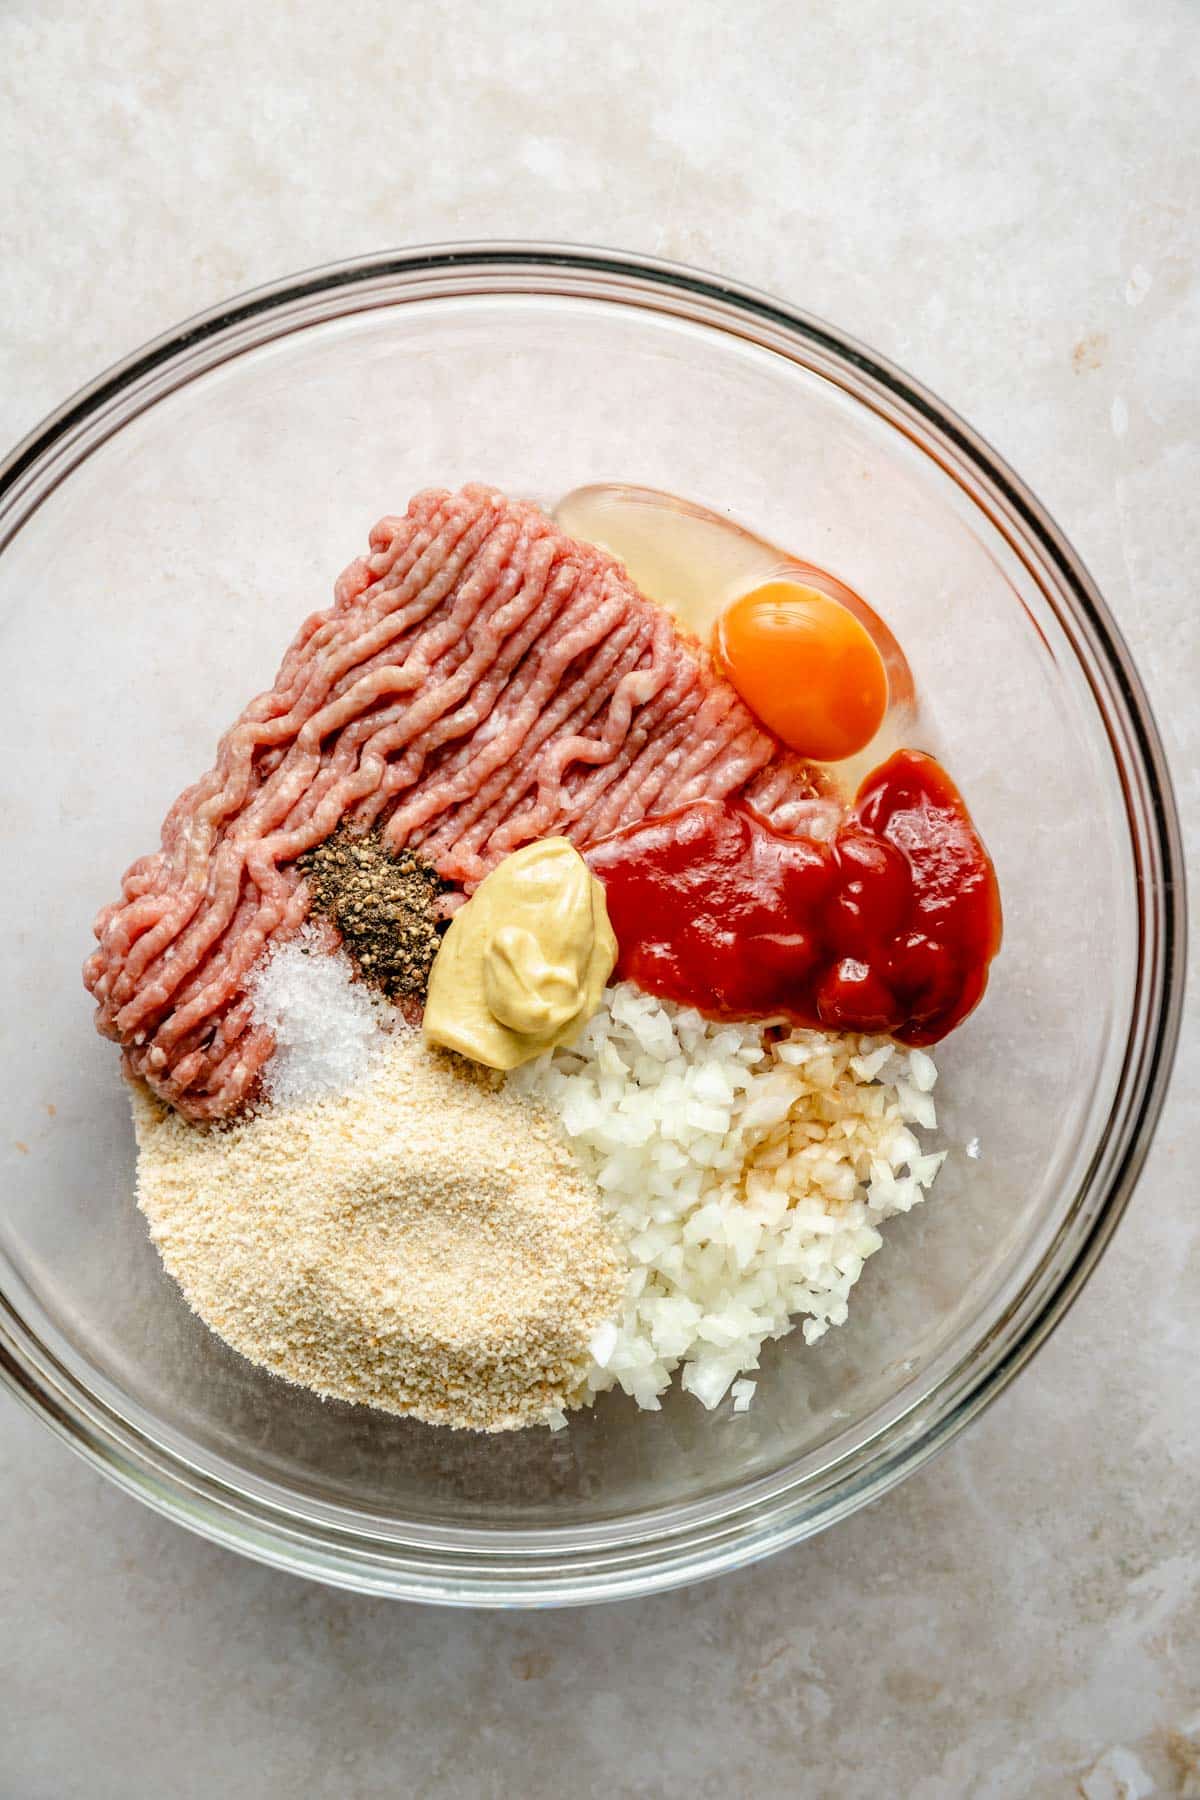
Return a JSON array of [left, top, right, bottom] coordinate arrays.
[[85, 485, 822, 1119]]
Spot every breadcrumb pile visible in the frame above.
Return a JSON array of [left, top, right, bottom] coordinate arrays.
[[133, 1031, 625, 1432]]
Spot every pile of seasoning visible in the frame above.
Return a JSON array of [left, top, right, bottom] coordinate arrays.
[[298, 827, 445, 1002]]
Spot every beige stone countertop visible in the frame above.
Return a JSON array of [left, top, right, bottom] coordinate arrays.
[[1, 2, 1196, 1795]]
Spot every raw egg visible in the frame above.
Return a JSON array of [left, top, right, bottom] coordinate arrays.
[[555, 483, 781, 641], [716, 581, 889, 762], [554, 483, 916, 787]]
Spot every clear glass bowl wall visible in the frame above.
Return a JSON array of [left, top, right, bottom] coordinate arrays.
[[0, 248, 1183, 1604]]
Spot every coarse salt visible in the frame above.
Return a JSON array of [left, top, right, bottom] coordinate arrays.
[[248, 927, 392, 1107]]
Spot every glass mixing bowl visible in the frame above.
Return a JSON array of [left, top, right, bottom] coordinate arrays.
[[0, 245, 1184, 1606]]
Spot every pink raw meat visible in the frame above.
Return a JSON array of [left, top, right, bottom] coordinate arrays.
[[85, 485, 823, 1119]]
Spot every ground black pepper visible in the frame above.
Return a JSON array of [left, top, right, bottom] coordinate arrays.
[[298, 827, 446, 1002]]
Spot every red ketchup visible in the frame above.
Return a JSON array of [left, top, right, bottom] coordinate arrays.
[[585, 750, 1002, 1046]]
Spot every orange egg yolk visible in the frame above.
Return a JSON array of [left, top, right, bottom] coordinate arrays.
[[716, 581, 890, 762]]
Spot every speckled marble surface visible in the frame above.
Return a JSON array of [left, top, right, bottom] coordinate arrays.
[[1, 3, 1197, 1795]]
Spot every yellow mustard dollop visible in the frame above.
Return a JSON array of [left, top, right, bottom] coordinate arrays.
[[422, 838, 618, 1070]]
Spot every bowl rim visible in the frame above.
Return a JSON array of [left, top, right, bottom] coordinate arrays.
[[0, 240, 1187, 1606]]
